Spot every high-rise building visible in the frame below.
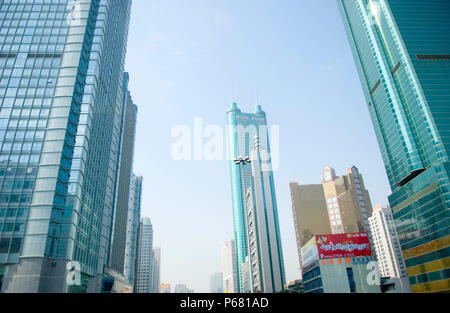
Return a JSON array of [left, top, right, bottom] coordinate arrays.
[[104, 71, 137, 293], [243, 136, 285, 293], [338, 0, 450, 292], [209, 272, 223, 293], [152, 247, 160, 293], [135, 217, 153, 293], [369, 205, 410, 292], [227, 102, 285, 291], [0, 0, 132, 293], [290, 165, 374, 271], [221, 239, 238, 293], [290, 183, 331, 270], [123, 174, 142, 286], [110, 72, 137, 276], [174, 283, 188, 293]]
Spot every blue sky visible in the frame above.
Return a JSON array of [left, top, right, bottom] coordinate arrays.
[[125, 0, 391, 293]]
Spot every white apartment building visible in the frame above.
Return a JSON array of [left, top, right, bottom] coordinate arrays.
[[222, 240, 238, 293], [368, 206, 411, 292]]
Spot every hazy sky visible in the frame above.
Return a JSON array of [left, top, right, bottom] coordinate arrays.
[[124, 0, 391, 293]]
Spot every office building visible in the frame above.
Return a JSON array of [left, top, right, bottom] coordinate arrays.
[[221, 239, 238, 293], [290, 182, 331, 270], [291, 165, 374, 271], [338, 0, 450, 292], [123, 174, 142, 286], [301, 233, 380, 293], [105, 72, 137, 293], [322, 166, 373, 235], [210, 272, 223, 293], [110, 72, 138, 276], [227, 102, 285, 291], [243, 136, 285, 293], [369, 205, 410, 292], [135, 217, 153, 293], [152, 247, 160, 293], [0, 0, 132, 292], [174, 283, 189, 293]]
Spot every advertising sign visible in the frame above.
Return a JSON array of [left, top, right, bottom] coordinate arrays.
[[315, 233, 371, 259]]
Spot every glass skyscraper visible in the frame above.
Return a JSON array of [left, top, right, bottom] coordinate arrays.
[[0, 0, 131, 292], [338, 0, 450, 292], [135, 217, 153, 293], [227, 103, 285, 292], [243, 134, 285, 292], [123, 174, 142, 287], [152, 246, 160, 293], [110, 72, 137, 276]]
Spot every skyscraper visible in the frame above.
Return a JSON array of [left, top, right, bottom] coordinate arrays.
[[290, 165, 374, 271], [243, 136, 285, 293], [0, 0, 132, 292], [323, 166, 373, 235], [110, 72, 137, 276], [135, 217, 153, 293], [369, 205, 410, 292], [221, 239, 238, 293], [152, 246, 160, 293], [338, 0, 450, 292], [123, 174, 142, 286], [227, 102, 285, 291], [209, 272, 223, 293]]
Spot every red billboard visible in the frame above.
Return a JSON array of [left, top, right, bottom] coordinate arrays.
[[315, 233, 372, 259]]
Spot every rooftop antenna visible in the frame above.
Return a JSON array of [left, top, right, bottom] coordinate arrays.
[[231, 79, 236, 104]]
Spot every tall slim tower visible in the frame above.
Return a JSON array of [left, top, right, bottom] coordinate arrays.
[[110, 72, 138, 276], [227, 103, 284, 291], [0, 0, 132, 292], [369, 205, 410, 292], [338, 0, 450, 292], [152, 247, 161, 293], [124, 174, 143, 287], [209, 272, 223, 293], [135, 217, 153, 293], [244, 136, 285, 292]]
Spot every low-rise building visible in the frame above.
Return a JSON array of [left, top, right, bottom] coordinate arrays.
[[301, 233, 381, 293]]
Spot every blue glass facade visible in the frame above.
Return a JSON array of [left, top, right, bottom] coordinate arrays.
[[110, 71, 137, 276], [338, 0, 450, 292], [227, 103, 285, 292], [0, 0, 131, 292]]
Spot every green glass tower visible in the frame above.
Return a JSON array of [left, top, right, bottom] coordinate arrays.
[[0, 0, 131, 292], [338, 0, 450, 292], [227, 103, 285, 292]]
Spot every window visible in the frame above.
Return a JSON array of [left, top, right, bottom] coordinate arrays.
[[0, 238, 10, 253], [346, 268, 356, 293]]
